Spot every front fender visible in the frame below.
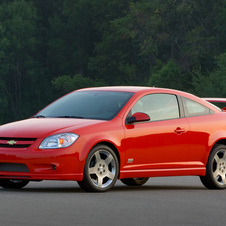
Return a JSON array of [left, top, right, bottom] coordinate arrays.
[[78, 130, 126, 168]]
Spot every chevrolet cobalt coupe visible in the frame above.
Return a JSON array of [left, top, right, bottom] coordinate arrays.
[[0, 86, 226, 192]]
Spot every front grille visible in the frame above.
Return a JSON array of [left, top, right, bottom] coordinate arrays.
[[0, 137, 36, 148]]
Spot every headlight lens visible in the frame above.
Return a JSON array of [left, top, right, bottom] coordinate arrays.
[[39, 133, 79, 149]]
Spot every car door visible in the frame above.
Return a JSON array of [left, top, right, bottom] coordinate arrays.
[[124, 93, 190, 170]]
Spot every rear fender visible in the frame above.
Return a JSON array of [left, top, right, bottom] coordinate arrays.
[[205, 131, 226, 164]]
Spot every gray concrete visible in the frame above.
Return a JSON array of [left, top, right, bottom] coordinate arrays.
[[0, 177, 225, 226]]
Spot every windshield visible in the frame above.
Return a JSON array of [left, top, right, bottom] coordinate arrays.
[[35, 91, 134, 120]]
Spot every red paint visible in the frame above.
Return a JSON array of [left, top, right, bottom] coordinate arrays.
[[0, 87, 225, 182]]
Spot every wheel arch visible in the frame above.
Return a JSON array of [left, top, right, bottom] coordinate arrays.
[[214, 139, 226, 147], [200, 143, 226, 189], [92, 141, 121, 170], [209, 139, 226, 155], [208, 131, 226, 156], [205, 139, 226, 165], [77, 141, 121, 192]]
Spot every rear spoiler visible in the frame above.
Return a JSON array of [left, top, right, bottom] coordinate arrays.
[[202, 98, 226, 112], [202, 98, 226, 103]]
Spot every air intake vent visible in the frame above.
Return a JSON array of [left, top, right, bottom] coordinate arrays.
[[0, 163, 29, 172]]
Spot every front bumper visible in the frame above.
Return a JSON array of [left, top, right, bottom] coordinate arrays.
[[0, 138, 86, 181]]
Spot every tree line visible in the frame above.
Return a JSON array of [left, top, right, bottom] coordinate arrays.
[[0, 0, 225, 123]]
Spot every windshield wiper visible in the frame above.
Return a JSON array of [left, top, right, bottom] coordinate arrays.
[[56, 116, 84, 119], [34, 115, 46, 118]]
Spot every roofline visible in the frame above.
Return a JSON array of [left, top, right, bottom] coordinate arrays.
[[76, 86, 183, 93]]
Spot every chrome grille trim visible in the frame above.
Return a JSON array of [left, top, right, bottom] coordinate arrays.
[[0, 137, 36, 148]]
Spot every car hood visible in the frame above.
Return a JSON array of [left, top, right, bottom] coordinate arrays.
[[0, 118, 105, 138]]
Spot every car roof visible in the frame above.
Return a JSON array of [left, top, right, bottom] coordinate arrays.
[[78, 86, 180, 93], [76, 86, 222, 112], [77, 86, 199, 99]]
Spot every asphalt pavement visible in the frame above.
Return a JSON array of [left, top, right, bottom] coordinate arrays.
[[0, 176, 225, 226]]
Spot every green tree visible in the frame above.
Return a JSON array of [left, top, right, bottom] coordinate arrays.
[[0, 0, 225, 124], [88, 0, 139, 85], [96, 0, 223, 90], [47, 0, 96, 78], [193, 53, 226, 97], [0, 0, 39, 121], [148, 59, 189, 90], [52, 74, 106, 94]]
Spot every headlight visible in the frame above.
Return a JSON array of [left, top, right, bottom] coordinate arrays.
[[39, 133, 79, 149]]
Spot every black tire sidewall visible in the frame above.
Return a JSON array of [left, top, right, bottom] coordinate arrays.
[[207, 144, 226, 189], [0, 179, 29, 189], [121, 177, 149, 186], [83, 145, 119, 192]]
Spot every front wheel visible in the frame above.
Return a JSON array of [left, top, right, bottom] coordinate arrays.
[[121, 177, 149, 186], [78, 145, 119, 192], [0, 179, 29, 189], [200, 144, 226, 189]]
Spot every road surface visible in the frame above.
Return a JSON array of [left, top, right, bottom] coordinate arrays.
[[0, 176, 225, 226]]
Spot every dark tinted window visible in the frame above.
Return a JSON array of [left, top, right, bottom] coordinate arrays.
[[130, 93, 180, 121], [35, 91, 134, 120]]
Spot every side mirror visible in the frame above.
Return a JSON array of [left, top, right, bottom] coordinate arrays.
[[222, 107, 226, 112], [126, 112, 150, 124]]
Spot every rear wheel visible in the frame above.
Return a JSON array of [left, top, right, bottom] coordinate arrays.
[[200, 144, 226, 189], [78, 145, 119, 192], [0, 179, 29, 189], [121, 177, 149, 186]]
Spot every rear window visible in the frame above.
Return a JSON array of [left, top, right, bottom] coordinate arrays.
[[182, 97, 214, 117]]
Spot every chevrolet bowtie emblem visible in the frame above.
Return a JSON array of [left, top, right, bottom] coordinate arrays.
[[7, 140, 17, 145]]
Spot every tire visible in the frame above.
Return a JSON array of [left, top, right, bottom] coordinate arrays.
[[200, 144, 226, 189], [78, 145, 119, 192], [121, 177, 149, 186], [0, 179, 29, 189]]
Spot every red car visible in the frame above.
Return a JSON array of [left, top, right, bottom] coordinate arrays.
[[0, 86, 226, 192]]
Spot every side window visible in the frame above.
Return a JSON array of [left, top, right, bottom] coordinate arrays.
[[131, 94, 180, 121], [182, 97, 213, 117]]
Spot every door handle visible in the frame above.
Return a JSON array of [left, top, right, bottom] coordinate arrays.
[[174, 127, 186, 135]]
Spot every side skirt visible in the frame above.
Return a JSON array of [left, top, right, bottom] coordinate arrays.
[[119, 167, 206, 179]]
